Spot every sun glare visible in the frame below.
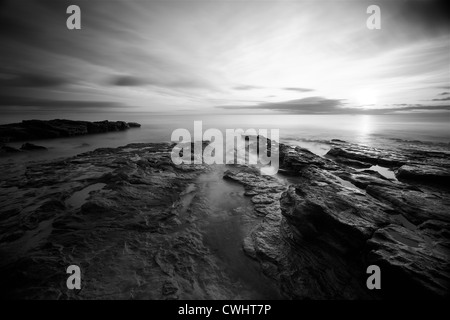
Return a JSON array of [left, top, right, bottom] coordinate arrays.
[[355, 89, 378, 108]]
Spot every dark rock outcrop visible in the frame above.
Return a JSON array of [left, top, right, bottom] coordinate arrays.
[[280, 167, 393, 250], [326, 143, 407, 167], [228, 141, 450, 299], [396, 164, 450, 185], [367, 223, 450, 298], [279, 144, 339, 172], [0, 145, 21, 153], [366, 184, 450, 225], [0, 119, 141, 143], [0, 142, 216, 299], [20, 142, 47, 151], [128, 122, 141, 128]]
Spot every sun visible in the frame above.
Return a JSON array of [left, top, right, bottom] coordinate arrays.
[[355, 88, 378, 107]]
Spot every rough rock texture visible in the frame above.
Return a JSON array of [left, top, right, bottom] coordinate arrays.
[[333, 169, 394, 189], [366, 184, 450, 225], [280, 168, 393, 249], [396, 164, 450, 185], [229, 142, 450, 299], [0, 143, 282, 300], [0, 138, 449, 299], [225, 167, 378, 299], [326, 140, 408, 167], [279, 144, 339, 172], [0, 119, 141, 143], [0, 143, 217, 299], [367, 223, 450, 298]]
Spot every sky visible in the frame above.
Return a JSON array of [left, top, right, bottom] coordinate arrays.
[[0, 0, 449, 116]]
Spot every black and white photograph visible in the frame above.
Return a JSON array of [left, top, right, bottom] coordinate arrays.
[[0, 0, 449, 305]]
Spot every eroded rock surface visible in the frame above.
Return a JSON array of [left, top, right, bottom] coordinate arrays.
[[0, 139, 449, 299], [229, 142, 450, 299], [0, 143, 227, 299]]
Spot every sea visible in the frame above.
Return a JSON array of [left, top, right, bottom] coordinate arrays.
[[1, 113, 449, 164]]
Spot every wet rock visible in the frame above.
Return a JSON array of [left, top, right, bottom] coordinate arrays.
[[1, 137, 449, 300], [232, 166, 376, 299], [224, 169, 286, 195], [326, 143, 407, 167], [254, 203, 280, 216], [280, 167, 393, 252], [20, 142, 47, 151], [334, 169, 394, 189], [229, 141, 450, 299], [366, 184, 450, 225], [396, 164, 450, 185], [0, 145, 21, 153], [417, 220, 450, 251], [367, 224, 450, 298], [162, 279, 179, 296], [279, 144, 338, 172], [0, 142, 215, 299], [332, 156, 373, 168], [128, 122, 141, 128], [0, 119, 141, 142]]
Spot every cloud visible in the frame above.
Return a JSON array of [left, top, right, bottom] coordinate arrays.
[[0, 0, 448, 115], [110, 76, 148, 87], [439, 92, 450, 96], [385, 105, 450, 114], [283, 87, 314, 92], [109, 74, 214, 91], [216, 98, 450, 114], [0, 73, 71, 87], [233, 86, 314, 93], [432, 97, 450, 101], [217, 97, 346, 114], [233, 85, 264, 90], [0, 95, 124, 110]]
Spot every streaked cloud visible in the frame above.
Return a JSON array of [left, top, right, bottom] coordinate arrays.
[[0, 73, 72, 87], [217, 99, 450, 114], [217, 97, 346, 114], [233, 85, 264, 91], [283, 88, 314, 93], [0, 95, 124, 110], [0, 0, 448, 115], [110, 76, 148, 87]]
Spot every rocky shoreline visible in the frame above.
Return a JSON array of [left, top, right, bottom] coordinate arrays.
[[0, 138, 448, 299], [0, 119, 141, 151]]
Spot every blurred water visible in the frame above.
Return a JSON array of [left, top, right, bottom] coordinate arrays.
[[1, 113, 449, 164]]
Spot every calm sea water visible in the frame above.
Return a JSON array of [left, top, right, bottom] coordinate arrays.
[[1, 113, 449, 163]]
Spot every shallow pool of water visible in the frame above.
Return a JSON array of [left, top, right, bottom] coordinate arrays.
[[65, 183, 106, 209], [196, 166, 283, 299]]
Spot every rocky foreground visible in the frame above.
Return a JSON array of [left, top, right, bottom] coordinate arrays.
[[0, 119, 141, 144], [0, 139, 449, 299]]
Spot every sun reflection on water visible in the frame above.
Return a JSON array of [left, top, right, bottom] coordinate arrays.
[[356, 115, 373, 144]]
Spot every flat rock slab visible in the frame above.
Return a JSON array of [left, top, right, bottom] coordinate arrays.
[[396, 164, 450, 184]]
